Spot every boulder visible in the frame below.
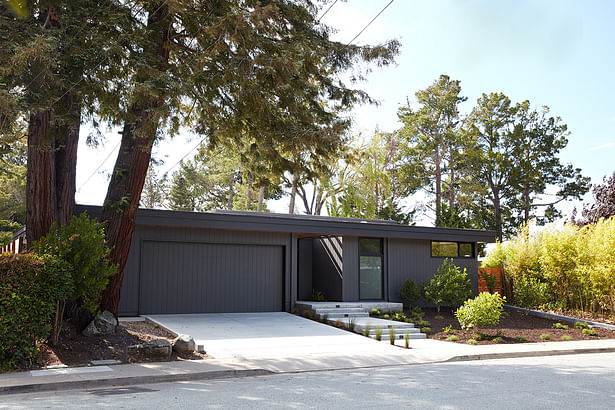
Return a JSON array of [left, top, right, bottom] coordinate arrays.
[[82, 310, 118, 336], [172, 334, 196, 354], [145, 339, 172, 357]]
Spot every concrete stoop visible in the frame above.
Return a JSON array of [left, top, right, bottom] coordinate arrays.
[[295, 301, 426, 340]]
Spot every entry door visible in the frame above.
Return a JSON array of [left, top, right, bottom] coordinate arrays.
[[359, 238, 383, 300]]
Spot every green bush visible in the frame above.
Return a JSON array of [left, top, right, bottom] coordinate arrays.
[[400, 279, 421, 307], [540, 333, 550, 340], [513, 276, 551, 309], [582, 328, 597, 336], [561, 335, 572, 340], [32, 213, 116, 315], [409, 306, 424, 321], [443, 325, 455, 335], [574, 321, 589, 329], [423, 258, 472, 312], [446, 335, 459, 342], [455, 292, 505, 331], [492, 336, 504, 343], [0, 254, 72, 369], [481, 242, 505, 268], [552, 323, 568, 330], [391, 311, 407, 322], [466, 339, 478, 345]]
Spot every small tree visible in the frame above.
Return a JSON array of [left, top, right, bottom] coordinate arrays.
[[423, 258, 472, 312], [456, 292, 505, 335], [400, 279, 422, 307]]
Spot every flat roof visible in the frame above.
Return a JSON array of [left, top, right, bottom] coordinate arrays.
[[76, 205, 497, 243]]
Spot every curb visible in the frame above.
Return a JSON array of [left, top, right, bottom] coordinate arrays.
[[446, 346, 615, 363], [504, 305, 615, 331], [0, 368, 273, 396]]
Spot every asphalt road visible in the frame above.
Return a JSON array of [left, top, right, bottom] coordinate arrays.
[[3, 353, 615, 409]]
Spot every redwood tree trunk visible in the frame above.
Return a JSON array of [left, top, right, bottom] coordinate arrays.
[[26, 109, 56, 245], [55, 101, 81, 225], [99, 3, 170, 316], [289, 173, 298, 214], [257, 185, 265, 211]]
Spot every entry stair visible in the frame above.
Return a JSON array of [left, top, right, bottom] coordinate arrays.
[[295, 301, 426, 340]]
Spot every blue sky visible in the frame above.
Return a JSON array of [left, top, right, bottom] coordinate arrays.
[[76, 0, 615, 217]]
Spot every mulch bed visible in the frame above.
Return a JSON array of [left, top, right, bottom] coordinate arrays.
[[421, 307, 615, 344], [28, 320, 207, 371]]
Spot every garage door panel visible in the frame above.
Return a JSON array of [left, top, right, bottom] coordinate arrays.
[[139, 241, 283, 314]]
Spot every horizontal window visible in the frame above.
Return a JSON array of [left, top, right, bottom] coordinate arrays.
[[431, 241, 474, 258]]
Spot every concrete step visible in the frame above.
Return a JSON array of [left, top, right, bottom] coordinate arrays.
[[313, 307, 368, 315], [364, 326, 421, 335], [370, 332, 426, 340], [324, 312, 370, 319]]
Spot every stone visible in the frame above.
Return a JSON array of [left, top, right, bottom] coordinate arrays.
[[172, 334, 196, 354], [145, 339, 172, 356], [82, 310, 118, 336]]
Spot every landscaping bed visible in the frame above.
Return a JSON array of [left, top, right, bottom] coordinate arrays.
[[422, 307, 615, 344], [24, 320, 207, 371]]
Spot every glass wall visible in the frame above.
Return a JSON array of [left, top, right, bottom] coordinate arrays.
[[359, 238, 383, 300]]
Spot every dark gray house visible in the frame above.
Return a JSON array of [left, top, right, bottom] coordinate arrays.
[[77, 205, 496, 316]]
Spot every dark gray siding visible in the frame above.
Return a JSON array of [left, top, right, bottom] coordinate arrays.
[[297, 238, 313, 300], [118, 225, 292, 316], [312, 236, 343, 301], [342, 236, 359, 301], [139, 241, 283, 314], [387, 238, 479, 306]]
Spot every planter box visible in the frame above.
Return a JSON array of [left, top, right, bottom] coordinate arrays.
[[478, 267, 502, 296]]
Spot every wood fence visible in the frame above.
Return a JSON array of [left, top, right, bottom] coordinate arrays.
[[1, 236, 24, 254]]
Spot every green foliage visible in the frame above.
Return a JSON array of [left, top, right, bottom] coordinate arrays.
[[374, 327, 382, 341], [32, 213, 116, 315], [480, 271, 498, 293], [513, 276, 550, 309], [553, 323, 569, 330], [582, 328, 597, 336], [404, 330, 410, 348], [410, 306, 424, 321], [415, 319, 431, 328], [574, 321, 589, 330], [421, 327, 432, 334], [370, 308, 382, 317], [0, 254, 71, 369], [481, 242, 505, 268], [483, 217, 615, 315], [443, 325, 456, 335], [389, 327, 396, 345], [364, 324, 371, 338], [515, 336, 527, 342], [456, 292, 505, 330], [560, 335, 572, 340], [492, 336, 504, 343], [540, 333, 551, 340], [446, 335, 460, 342], [467, 339, 478, 345], [347, 319, 356, 333], [400, 279, 422, 307], [311, 290, 326, 302], [390, 311, 407, 322], [423, 258, 472, 312], [434, 315, 444, 320], [383, 314, 390, 320]]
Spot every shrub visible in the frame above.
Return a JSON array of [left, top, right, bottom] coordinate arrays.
[[582, 328, 597, 336], [552, 323, 568, 330], [0, 254, 72, 369], [32, 213, 116, 316], [515, 336, 527, 342], [410, 306, 424, 321], [455, 292, 505, 331], [492, 336, 504, 344], [374, 327, 382, 341], [540, 334, 550, 340], [443, 325, 455, 335], [574, 321, 589, 329], [421, 327, 431, 334], [446, 335, 459, 342], [513, 276, 551, 309], [370, 308, 382, 317], [467, 339, 478, 345], [481, 242, 505, 268], [389, 327, 396, 345], [391, 311, 406, 322], [400, 279, 421, 307], [561, 335, 572, 340], [404, 330, 410, 348], [423, 258, 472, 312], [311, 289, 326, 302]]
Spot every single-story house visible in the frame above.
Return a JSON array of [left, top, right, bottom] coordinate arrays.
[[76, 205, 496, 316]]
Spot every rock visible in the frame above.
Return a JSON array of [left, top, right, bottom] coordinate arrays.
[[172, 334, 196, 354], [81, 310, 118, 336], [145, 339, 172, 356]]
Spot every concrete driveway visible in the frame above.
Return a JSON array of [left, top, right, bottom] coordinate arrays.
[[146, 312, 435, 372]]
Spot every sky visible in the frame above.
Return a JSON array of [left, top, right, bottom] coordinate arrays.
[[75, 0, 615, 220]]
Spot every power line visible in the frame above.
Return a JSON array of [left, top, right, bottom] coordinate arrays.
[[345, 0, 395, 46], [76, 140, 121, 192], [317, 0, 338, 22], [162, 137, 207, 176]]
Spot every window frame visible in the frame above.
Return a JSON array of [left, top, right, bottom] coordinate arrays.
[[358, 237, 384, 300], [430, 241, 474, 259]]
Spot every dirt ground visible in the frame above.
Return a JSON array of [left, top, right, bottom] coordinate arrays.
[[421, 307, 615, 344], [31, 320, 208, 370]]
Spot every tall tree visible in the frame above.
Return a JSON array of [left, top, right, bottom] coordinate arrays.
[[397, 75, 467, 226], [577, 172, 615, 225]]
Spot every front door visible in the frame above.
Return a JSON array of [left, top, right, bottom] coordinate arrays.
[[359, 238, 383, 300]]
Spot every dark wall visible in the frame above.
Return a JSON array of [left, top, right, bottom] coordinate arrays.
[[119, 225, 293, 316], [387, 238, 479, 306], [312, 236, 343, 301], [342, 236, 359, 301], [297, 238, 313, 300]]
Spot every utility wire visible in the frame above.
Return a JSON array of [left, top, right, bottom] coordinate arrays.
[[317, 0, 338, 22], [162, 137, 207, 176], [345, 0, 395, 46], [76, 140, 121, 192]]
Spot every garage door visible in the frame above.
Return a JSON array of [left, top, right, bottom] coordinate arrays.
[[138, 241, 284, 314]]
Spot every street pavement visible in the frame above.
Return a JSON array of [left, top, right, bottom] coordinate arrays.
[[2, 352, 615, 409]]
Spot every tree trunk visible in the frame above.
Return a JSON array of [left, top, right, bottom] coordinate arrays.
[[449, 165, 455, 210], [227, 176, 235, 209], [434, 148, 442, 226], [257, 185, 265, 211], [246, 171, 253, 210], [289, 173, 298, 214], [26, 109, 56, 245], [492, 187, 503, 242], [54, 100, 80, 225], [99, 3, 170, 316], [523, 183, 530, 223]]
